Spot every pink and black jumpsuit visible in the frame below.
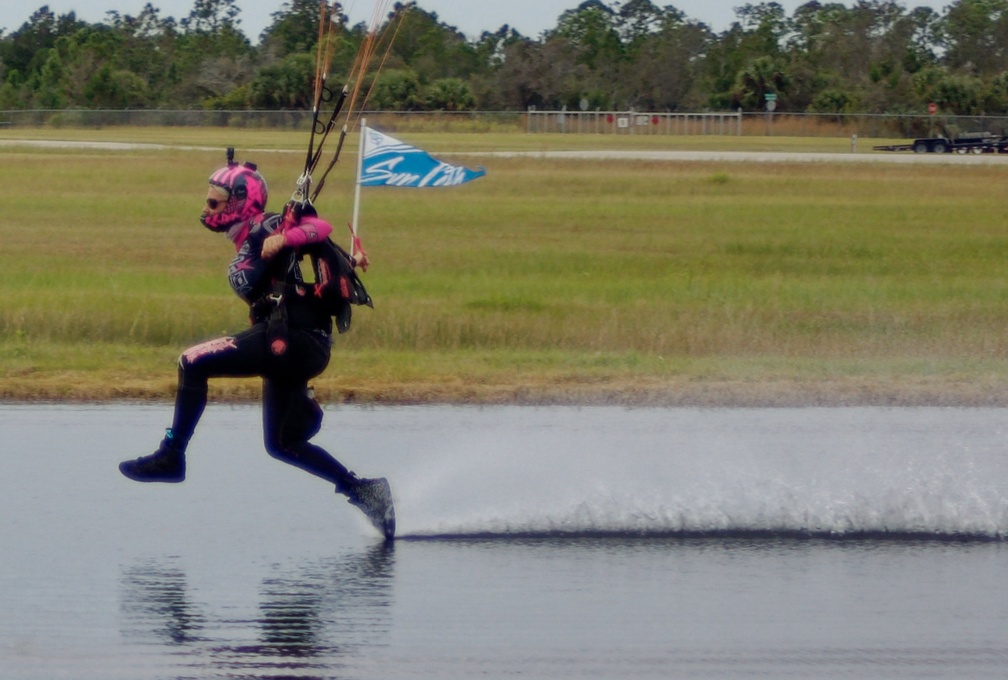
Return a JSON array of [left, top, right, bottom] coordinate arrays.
[[167, 212, 357, 491]]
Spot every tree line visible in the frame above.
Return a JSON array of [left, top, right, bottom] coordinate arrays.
[[3, 0, 1008, 116]]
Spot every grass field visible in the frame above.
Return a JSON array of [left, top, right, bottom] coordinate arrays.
[[3, 128, 1008, 405]]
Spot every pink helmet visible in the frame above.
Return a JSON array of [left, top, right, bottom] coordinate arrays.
[[200, 159, 269, 232]]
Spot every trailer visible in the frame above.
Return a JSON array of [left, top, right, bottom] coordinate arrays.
[[874, 128, 1008, 154]]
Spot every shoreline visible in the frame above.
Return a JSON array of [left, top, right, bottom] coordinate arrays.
[[5, 376, 1008, 408]]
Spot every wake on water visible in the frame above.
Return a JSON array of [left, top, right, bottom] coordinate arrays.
[[368, 407, 1008, 541], [11, 404, 1003, 542]]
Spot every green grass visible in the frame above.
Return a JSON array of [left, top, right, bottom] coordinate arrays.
[[3, 128, 1008, 404]]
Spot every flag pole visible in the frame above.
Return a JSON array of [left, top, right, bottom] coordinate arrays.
[[350, 118, 367, 260]]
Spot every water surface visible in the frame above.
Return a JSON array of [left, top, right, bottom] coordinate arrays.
[[2, 405, 1007, 678]]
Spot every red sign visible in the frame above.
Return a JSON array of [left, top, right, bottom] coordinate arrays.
[[928, 102, 937, 115]]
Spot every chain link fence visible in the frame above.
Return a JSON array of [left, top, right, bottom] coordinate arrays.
[[0, 109, 521, 132], [3, 108, 1008, 140]]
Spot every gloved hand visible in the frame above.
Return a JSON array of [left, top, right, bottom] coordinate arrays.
[[262, 233, 286, 259]]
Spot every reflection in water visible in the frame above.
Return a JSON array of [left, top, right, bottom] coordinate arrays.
[[120, 562, 206, 646], [120, 543, 395, 678]]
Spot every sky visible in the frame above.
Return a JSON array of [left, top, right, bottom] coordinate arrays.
[[1, 1, 954, 39]]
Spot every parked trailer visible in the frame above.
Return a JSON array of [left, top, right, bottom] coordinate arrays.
[[874, 131, 1008, 154]]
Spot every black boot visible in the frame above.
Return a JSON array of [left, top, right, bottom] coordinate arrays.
[[340, 477, 396, 540], [119, 432, 186, 483]]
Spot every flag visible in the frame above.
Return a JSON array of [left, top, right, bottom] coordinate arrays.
[[359, 127, 486, 188]]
